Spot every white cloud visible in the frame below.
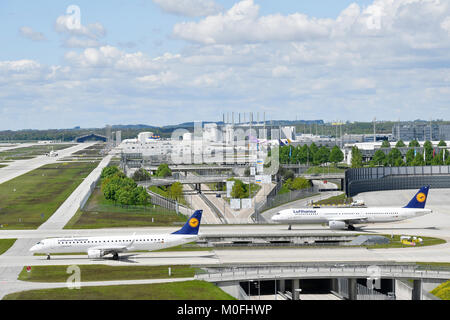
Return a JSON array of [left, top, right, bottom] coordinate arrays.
[[271, 66, 291, 78], [173, 0, 332, 44], [137, 71, 179, 87], [64, 37, 102, 48], [152, 0, 222, 17], [64, 46, 166, 74], [55, 15, 106, 39], [0, 59, 41, 72], [54, 13, 106, 48], [3, 0, 450, 129], [19, 26, 46, 41], [442, 16, 450, 34]]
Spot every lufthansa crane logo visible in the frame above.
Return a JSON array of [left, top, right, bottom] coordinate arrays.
[[189, 218, 199, 228], [416, 193, 426, 203]]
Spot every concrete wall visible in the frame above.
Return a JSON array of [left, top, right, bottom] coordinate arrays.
[[423, 279, 446, 292], [217, 281, 248, 300], [395, 280, 441, 300], [345, 165, 450, 197]]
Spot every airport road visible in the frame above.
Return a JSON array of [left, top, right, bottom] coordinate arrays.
[[0, 142, 97, 185], [0, 143, 36, 152], [201, 181, 277, 224], [233, 182, 277, 223], [0, 241, 449, 268], [0, 251, 219, 268], [183, 184, 221, 224]]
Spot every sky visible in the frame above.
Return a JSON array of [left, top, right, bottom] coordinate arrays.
[[1, 0, 450, 130]]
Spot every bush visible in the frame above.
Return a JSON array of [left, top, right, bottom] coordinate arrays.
[[283, 177, 311, 192], [101, 166, 121, 179], [155, 163, 172, 177], [101, 167, 149, 206], [133, 168, 151, 181]]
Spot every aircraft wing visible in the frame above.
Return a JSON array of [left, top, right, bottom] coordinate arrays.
[[327, 216, 369, 224], [89, 245, 129, 254]]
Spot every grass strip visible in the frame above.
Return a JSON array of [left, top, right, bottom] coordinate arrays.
[[0, 239, 16, 255], [3, 280, 235, 300]]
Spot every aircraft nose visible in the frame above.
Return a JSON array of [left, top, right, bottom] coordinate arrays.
[[271, 214, 280, 222], [29, 245, 37, 252]]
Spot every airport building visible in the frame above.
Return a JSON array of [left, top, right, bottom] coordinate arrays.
[[392, 123, 450, 141], [345, 165, 450, 196]]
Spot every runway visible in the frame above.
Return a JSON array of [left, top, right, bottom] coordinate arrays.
[[0, 142, 107, 299], [0, 142, 97, 185], [0, 251, 219, 268], [1, 240, 449, 269]]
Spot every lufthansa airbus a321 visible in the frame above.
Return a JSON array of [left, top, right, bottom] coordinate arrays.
[[271, 186, 432, 230], [30, 210, 203, 260]]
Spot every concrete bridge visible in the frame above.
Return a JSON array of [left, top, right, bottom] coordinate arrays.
[[196, 263, 450, 282], [137, 175, 232, 188], [195, 263, 450, 300], [301, 173, 345, 180]]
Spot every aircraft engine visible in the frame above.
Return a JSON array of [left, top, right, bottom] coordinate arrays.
[[87, 249, 103, 259], [328, 221, 347, 230]]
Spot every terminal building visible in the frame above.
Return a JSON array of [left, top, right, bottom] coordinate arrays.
[[392, 123, 450, 141], [119, 123, 282, 165]]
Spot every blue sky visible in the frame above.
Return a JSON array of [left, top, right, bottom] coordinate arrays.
[[0, 0, 375, 63], [0, 0, 450, 129]]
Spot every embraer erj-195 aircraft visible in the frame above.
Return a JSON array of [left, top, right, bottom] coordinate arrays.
[[30, 210, 203, 260], [271, 186, 431, 230]]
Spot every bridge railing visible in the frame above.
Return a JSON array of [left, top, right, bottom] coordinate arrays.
[[195, 264, 450, 282]]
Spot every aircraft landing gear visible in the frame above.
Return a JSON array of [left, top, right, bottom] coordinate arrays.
[[112, 253, 119, 260], [347, 225, 355, 231], [288, 225, 292, 231], [47, 254, 51, 260]]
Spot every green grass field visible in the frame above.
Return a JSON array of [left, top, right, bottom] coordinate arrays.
[[312, 193, 352, 206], [305, 166, 347, 174], [0, 144, 75, 160], [18, 265, 200, 282], [3, 280, 235, 300], [362, 234, 446, 249], [0, 161, 99, 229], [431, 280, 450, 300], [0, 239, 16, 255], [64, 187, 187, 229], [148, 185, 189, 207]]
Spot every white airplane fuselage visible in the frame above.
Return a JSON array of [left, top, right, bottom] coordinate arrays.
[[30, 234, 198, 256], [271, 207, 432, 226]]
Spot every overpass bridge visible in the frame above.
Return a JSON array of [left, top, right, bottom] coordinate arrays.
[[195, 262, 450, 300], [301, 173, 345, 180], [137, 175, 232, 188], [196, 263, 450, 282]]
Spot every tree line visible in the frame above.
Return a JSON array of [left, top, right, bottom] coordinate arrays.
[[278, 144, 344, 166], [100, 166, 149, 206], [351, 140, 450, 168]]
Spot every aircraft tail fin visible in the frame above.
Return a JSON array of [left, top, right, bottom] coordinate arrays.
[[172, 210, 203, 235], [403, 186, 430, 209]]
